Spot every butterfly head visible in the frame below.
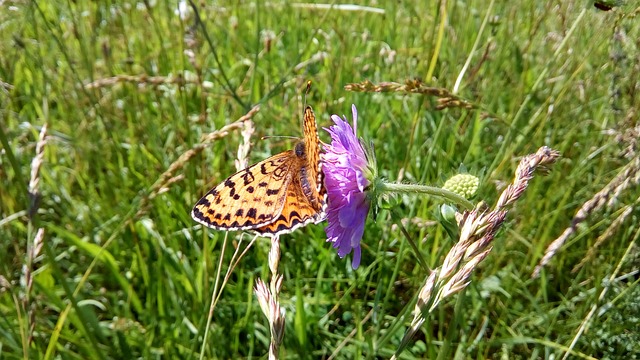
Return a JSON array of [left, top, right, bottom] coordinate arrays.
[[294, 141, 306, 159]]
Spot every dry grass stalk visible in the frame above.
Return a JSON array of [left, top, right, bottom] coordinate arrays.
[[532, 154, 640, 278], [21, 228, 45, 296], [290, 3, 385, 14], [495, 146, 561, 210], [392, 210, 507, 359], [392, 146, 560, 359], [255, 235, 285, 360], [235, 119, 255, 171], [200, 233, 260, 360], [22, 123, 48, 349], [154, 175, 186, 196], [616, 121, 639, 160], [21, 227, 45, 347], [607, 155, 640, 207], [84, 73, 206, 90], [0, 275, 10, 292], [1, 79, 14, 91], [293, 51, 329, 72], [183, 24, 200, 73], [199, 105, 260, 143], [572, 198, 637, 273], [344, 79, 476, 110], [28, 123, 47, 219]]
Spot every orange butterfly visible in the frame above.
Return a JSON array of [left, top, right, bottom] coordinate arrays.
[[191, 106, 326, 237]]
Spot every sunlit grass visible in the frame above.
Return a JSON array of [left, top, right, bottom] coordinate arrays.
[[1, 1, 639, 359]]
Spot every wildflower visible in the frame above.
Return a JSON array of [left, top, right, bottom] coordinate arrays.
[[321, 105, 477, 270], [322, 105, 375, 269]]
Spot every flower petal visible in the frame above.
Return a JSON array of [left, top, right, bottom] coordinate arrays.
[[322, 105, 373, 269]]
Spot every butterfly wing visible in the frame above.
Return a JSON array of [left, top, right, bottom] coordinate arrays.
[[191, 151, 296, 231], [256, 106, 327, 236], [302, 106, 327, 214], [303, 106, 323, 195], [192, 106, 327, 237], [255, 170, 326, 236]]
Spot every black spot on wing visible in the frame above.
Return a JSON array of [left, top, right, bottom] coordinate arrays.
[[194, 211, 213, 226], [270, 211, 304, 233], [288, 210, 302, 221], [242, 169, 255, 185], [273, 166, 287, 178]]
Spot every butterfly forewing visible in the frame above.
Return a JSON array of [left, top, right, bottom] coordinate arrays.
[[300, 106, 327, 214], [303, 106, 322, 191], [191, 151, 296, 231]]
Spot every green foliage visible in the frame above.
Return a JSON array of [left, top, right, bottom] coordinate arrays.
[[582, 262, 640, 359], [1, 0, 638, 359]]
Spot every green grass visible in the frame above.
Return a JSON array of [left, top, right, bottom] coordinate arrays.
[[1, 0, 639, 359]]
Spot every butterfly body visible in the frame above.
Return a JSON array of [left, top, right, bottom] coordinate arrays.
[[192, 106, 326, 237]]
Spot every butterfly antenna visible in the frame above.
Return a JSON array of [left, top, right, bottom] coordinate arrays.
[[261, 135, 299, 141]]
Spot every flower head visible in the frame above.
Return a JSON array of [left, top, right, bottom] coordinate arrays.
[[442, 174, 479, 199], [322, 105, 375, 269]]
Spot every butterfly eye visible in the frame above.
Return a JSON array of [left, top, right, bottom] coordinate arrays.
[[294, 141, 306, 158]]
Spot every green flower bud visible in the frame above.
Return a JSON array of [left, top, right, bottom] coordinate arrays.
[[442, 174, 479, 199]]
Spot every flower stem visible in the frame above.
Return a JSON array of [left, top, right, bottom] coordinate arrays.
[[377, 181, 475, 210]]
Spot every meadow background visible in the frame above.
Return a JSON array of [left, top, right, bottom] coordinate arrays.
[[1, 0, 639, 359]]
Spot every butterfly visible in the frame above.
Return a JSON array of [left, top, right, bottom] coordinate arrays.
[[191, 106, 327, 237]]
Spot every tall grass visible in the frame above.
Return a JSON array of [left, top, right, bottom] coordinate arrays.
[[1, 1, 638, 358]]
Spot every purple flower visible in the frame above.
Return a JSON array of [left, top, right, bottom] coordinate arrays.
[[322, 105, 374, 269]]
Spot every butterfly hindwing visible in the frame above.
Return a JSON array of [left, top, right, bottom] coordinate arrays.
[[256, 168, 325, 235], [191, 151, 296, 231]]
